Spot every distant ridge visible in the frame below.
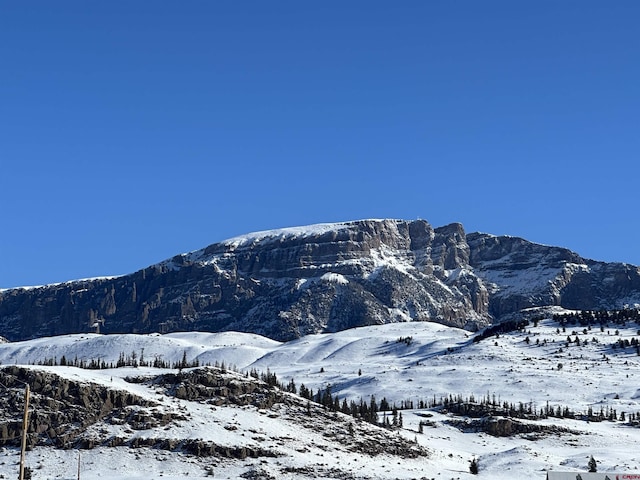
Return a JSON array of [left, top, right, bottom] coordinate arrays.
[[1, 218, 640, 341]]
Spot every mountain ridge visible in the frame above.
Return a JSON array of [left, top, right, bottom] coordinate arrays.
[[1, 218, 639, 342]]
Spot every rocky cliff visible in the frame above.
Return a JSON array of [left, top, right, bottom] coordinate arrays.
[[1, 219, 639, 342]]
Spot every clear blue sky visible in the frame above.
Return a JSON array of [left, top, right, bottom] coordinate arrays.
[[1, 1, 639, 288]]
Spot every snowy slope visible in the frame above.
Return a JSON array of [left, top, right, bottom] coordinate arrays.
[[2, 314, 640, 479]]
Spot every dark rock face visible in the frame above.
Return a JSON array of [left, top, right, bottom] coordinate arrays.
[[446, 415, 580, 438], [1, 219, 639, 342], [0, 366, 159, 449]]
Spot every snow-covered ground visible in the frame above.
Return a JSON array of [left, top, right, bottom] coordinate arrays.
[[1, 312, 640, 479]]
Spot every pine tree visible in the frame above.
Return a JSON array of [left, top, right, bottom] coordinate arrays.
[[588, 455, 597, 472], [286, 378, 296, 394], [469, 457, 479, 474]]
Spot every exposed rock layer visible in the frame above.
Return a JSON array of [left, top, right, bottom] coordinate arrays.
[[1, 219, 639, 341], [0, 365, 428, 462]]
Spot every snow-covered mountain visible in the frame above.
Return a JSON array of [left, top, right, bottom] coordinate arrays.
[[2, 219, 640, 343], [1, 310, 640, 479]]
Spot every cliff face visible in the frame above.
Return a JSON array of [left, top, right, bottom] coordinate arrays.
[[467, 232, 640, 317], [1, 219, 639, 342]]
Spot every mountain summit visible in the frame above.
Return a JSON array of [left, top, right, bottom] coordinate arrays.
[[2, 219, 640, 341]]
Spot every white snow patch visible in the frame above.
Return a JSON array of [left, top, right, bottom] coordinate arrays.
[[320, 272, 349, 284]]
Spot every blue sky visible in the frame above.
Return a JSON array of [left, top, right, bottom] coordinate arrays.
[[1, 1, 639, 288]]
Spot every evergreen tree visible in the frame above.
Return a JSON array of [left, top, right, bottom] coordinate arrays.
[[286, 378, 297, 394], [469, 457, 479, 474], [588, 455, 597, 472], [179, 350, 188, 371]]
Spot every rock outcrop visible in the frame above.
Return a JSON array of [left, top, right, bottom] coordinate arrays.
[[1, 219, 639, 342], [0, 366, 159, 449], [0, 365, 428, 462]]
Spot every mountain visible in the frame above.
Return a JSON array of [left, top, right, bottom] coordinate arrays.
[[1, 315, 640, 479], [2, 219, 640, 342]]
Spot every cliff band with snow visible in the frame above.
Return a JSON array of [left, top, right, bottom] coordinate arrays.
[[2, 219, 640, 341]]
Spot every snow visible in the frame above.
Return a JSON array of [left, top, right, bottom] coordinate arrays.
[[475, 254, 563, 294], [218, 220, 389, 250], [366, 244, 416, 279], [164, 219, 404, 271], [2, 318, 640, 478], [320, 272, 349, 284], [0, 276, 121, 293]]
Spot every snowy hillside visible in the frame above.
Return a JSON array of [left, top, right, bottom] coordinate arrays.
[[1, 311, 640, 479]]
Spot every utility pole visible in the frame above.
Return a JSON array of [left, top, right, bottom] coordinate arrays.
[[19, 384, 30, 480]]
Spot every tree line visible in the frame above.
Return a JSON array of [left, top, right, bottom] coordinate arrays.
[[24, 349, 216, 370], [553, 307, 640, 327]]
